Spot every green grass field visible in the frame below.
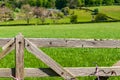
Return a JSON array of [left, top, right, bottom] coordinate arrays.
[[1, 22, 120, 80], [89, 6, 120, 20], [1, 22, 120, 38], [70, 9, 92, 22]]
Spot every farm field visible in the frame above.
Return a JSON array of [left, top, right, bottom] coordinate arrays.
[[1, 22, 120, 38], [89, 6, 120, 20], [1, 22, 120, 80]]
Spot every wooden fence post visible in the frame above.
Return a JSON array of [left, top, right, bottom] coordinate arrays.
[[15, 33, 24, 80]]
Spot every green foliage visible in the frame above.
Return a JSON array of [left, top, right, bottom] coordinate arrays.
[[77, 0, 85, 7], [14, 8, 20, 12], [115, 0, 120, 4], [103, 0, 115, 5], [92, 8, 99, 15], [93, 8, 99, 14], [28, 0, 36, 6], [95, 13, 108, 21], [0, 7, 14, 21], [47, 0, 56, 8], [70, 15, 78, 23], [57, 12, 64, 18], [84, 0, 117, 6], [0, 0, 120, 10], [21, 4, 32, 24], [36, 0, 43, 7], [61, 7, 70, 16], [55, 0, 67, 9]]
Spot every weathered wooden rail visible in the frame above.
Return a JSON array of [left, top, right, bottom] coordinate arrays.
[[1, 38, 120, 48], [0, 34, 120, 80]]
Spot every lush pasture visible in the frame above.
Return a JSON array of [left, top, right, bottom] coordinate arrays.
[[89, 6, 120, 20], [70, 9, 92, 22], [0, 22, 120, 80], [0, 22, 120, 38]]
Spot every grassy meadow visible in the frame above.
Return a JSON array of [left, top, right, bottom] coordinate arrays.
[[0, 22, 120, 38], [89, 6, 120, 20], [1, 22, 120, 80]]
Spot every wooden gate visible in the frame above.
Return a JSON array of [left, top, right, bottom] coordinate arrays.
[[0, 33, 120, 80]]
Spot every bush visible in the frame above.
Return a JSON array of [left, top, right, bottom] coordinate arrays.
[[95, 13, 108, 22], [15, 8, 20, 12], [92, 8, 99, 15], [70, 15, 78, 23], [57, 12, 64, 18], [61, 7, 70, 16]]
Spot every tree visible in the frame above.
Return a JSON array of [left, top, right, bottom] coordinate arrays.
[[77, 0, 85, 7], [0, 4, 14, 21], [99, 0, 103, 6], [66, 0, 84, 8], [115, 0, 120, 4], [46, 0, 55, 8], [49, 10, 64, 23], [43, 0, 48, 7], [103, 0, 115, 5], [36, 0, 43, 7], [14, 0, 28, 8], [55, 0, 67, 9], [61, 7, 70, 16], [28, 0, 36, 6], [85, 0, 97, 6], [33, 7, 48, 24], [21, 4, 32, 24], [84, 0, 113, 6]]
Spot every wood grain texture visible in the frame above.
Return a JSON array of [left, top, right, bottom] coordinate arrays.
[[65, 67, 118, 77], [27, 38, 120, 48], [0, 38, 11, 47], [25, 39, 77, 80], [25, 67, 119, 77], [0, 38, 15, 59], [15, 34, 24, 80], [0, 67, 119, 77], [0, 68, 12, 77], [1, 38, 120, 48], [2, 38, 14, 50]]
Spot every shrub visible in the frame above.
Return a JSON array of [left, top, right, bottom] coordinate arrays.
[[57, 12, 64, 18], [95, 13, 108, 22], [61, 7, 70, 16], [91, 8, 99, 15], [0, 7, 14, 21], [94, 8, 99, 14], [15, 8, 20, 12], [70, 15, 78, 23]]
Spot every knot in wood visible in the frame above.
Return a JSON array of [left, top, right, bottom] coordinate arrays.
[[9, 44, 12, 47], [49, 42, 52, 45], [18, 41, 21, 44], [61, 72, 64, 75], [27, 44, 30, 47]]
